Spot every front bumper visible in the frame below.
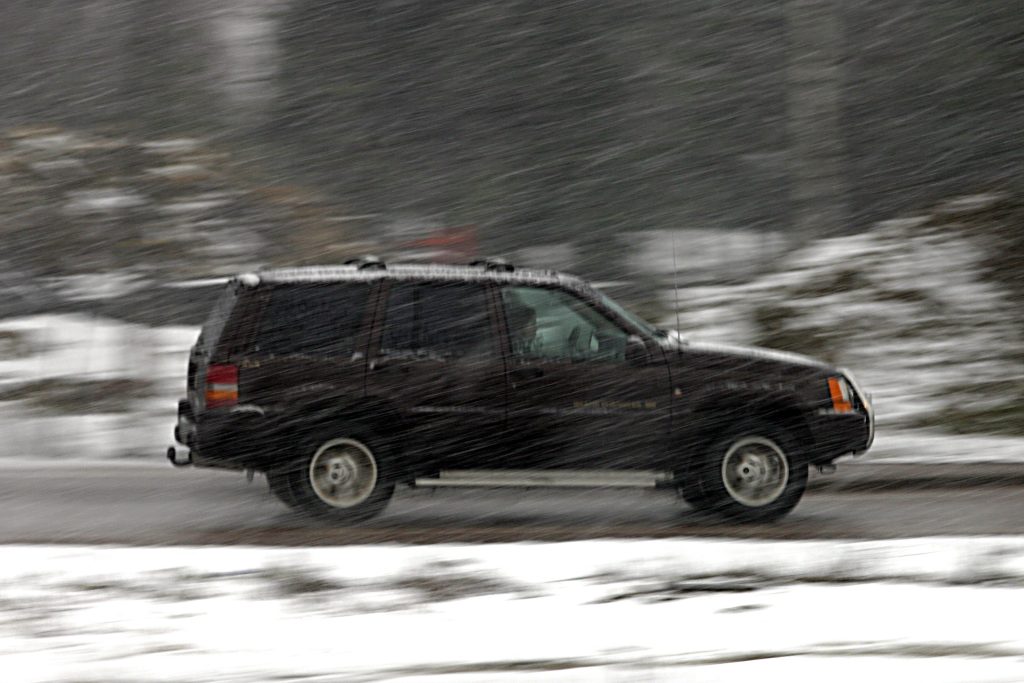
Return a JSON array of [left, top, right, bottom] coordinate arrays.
[[810, 410, 873, 462], [842, 369, 875, 451], [808, 371, 874, 464]]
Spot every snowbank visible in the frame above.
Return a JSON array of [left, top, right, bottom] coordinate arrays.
[[665, 195, 1024, 437], [3, 538, 1024, 682], [0, 314, 197, 460]]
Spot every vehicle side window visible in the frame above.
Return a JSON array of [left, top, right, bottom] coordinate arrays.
[[197, 282, 238, 352], [501, 286, 628, 362], [253, 283, 370, 357], [381, 282, 493, 359]]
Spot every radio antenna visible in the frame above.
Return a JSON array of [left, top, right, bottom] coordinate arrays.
[[672, 234, 682, 335]]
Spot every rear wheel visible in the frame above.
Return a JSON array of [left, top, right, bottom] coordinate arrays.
[[684, 421, 807, 522], [277, 425, 395, 523], [267, 470, 299, 509], [679, 475, 713, 510]]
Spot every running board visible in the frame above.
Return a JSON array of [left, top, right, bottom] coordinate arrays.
[[413, 469, 676, 489]]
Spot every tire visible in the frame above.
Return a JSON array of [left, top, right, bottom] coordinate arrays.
[[679, 474, 713, 511], [280, 424, 395, 523], [267, 470, 299, 509], [684, 420, 807, 522]]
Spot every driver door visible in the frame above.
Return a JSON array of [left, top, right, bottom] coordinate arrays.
[[500, 285, 672, 469]]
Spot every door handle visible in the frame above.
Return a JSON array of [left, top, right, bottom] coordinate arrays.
[[370, 357, 411, 374], [510, 367, 544, 383]]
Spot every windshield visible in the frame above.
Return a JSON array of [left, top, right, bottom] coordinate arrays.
[[591, 288, 659, 338]]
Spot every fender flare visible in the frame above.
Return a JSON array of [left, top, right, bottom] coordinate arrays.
[[675, 384, 814, 472]]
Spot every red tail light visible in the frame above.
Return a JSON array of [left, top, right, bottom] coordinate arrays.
[[205, 364, 238, 409]]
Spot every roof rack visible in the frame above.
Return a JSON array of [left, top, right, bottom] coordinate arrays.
[[343, 255, 387, 271], [468, 257, 514, 273]]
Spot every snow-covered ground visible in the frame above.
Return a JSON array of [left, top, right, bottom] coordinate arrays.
[[0, 314, 196, 460], [4, 538, 1024, 682], [861, 431, 1024, 465]]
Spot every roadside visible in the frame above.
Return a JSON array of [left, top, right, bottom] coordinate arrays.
[[809, 429, 1024, 491], [1, 456, 1022, 494], [809, 461, 1024, 493], [2, 425, 1024, 496]]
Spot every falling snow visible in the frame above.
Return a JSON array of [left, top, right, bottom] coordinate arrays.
[[0, 2, 1021, 680]]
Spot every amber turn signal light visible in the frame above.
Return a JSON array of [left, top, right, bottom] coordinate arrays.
[[828, 376, 853, 413]]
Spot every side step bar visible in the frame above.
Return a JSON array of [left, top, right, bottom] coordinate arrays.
[[413, 469, 676, 489]]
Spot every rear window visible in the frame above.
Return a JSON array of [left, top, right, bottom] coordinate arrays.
[[253, 283, 371, 357]]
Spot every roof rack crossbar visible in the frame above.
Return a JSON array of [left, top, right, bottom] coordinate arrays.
[[343, 255, 387, 271], [468, 257, 514, 273]]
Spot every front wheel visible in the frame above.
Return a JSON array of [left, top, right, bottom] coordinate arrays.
[[684, 421, 807, 522], [278, 427, 395, 523]]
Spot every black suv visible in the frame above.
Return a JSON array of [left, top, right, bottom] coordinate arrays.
[[169, 260, 873, 523]]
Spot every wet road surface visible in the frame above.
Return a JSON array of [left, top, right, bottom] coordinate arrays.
[[1, 462, 1022, 545]]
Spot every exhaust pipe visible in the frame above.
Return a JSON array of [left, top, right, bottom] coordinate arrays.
[[167, 446, 193, 468]]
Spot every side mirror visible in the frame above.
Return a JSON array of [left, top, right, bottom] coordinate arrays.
[[625, 335, 649, 365]]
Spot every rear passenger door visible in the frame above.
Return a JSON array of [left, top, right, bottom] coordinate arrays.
[[365, 280, 506, 469], [240, 282, 374, 410]]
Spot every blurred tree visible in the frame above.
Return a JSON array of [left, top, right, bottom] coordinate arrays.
[[269, 0, 795, 277], [0, 0, 217, 135], [0, 0, 1019, 279], [272, 1, 635, 267], [120, 0, 218, 135], [840, 0, 1024, 224]]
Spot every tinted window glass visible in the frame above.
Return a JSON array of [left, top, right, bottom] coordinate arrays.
[[197, 282, 237, 352], [254, 283, 370, 357], [382, 282, 492, 358]]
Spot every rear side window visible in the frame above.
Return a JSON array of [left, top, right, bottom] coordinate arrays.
[[253, 283, 371, 357], [381, 282, 493, 358], [197, 282, 238, 352]]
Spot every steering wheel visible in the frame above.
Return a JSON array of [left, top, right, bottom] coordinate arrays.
[[567, 325, 595, 359]]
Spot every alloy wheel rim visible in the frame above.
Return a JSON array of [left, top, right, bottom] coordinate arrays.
[[309, 439, 378, 508], [721, 437, 789, 507]]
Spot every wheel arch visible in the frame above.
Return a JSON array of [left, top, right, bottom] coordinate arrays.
[[678, 389, 815, 475], [678, 391, 813, 521], [264, 394, 409, 470]]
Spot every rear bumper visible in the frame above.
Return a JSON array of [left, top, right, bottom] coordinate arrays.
[[175, 401, 282, 471], [173, 400, 196, 447]]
